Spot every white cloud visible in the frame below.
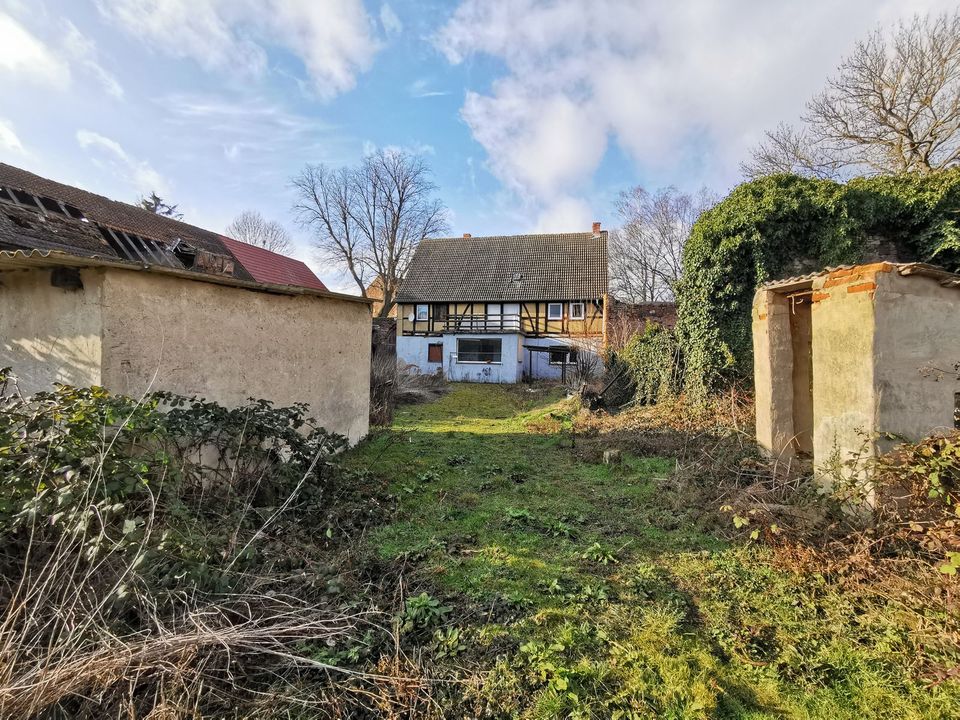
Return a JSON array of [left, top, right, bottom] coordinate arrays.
[[380, 3, 402, 36], [409, 77, 448, 98], [63, 21, 124, 98], [0, 12, 70, 87], [0, 117, 25, 155], [437, 0, 959, 226], [95, 0, 381, 98], [76, 129, 169, 196]]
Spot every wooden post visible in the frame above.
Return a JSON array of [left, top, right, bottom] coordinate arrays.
[[601, 293, 609, 349]]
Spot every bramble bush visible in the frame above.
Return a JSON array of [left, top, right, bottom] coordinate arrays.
[[0, 368, 357, 718]]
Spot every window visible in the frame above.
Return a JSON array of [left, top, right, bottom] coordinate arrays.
[[547, 303, 563, 320], [433, 304, 449, 323], [457, 338, 502, 363], [549, 347, 579, 365], [415, 304, 429, 321], [569, 302, 585, 320], [428, 343, 443, 363]]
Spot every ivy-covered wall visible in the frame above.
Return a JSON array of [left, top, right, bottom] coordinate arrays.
[[675, 170, 960, 395]]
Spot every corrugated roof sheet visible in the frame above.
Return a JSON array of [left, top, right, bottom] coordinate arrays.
[[219, 236, 326, 291], [396, 232, 608, 303]]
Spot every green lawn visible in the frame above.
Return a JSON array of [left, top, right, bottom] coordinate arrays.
[[343, 383, 960, 719]]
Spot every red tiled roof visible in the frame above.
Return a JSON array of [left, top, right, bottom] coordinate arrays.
[[219, 236, 327, 291]]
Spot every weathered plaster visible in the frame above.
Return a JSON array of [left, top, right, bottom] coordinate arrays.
[[872, 271, 960, 448], [99, 270, 371, 443], [0, 268, 103, 393]]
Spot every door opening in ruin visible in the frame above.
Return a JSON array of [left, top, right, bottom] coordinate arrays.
[[789, 294, 814, 456]]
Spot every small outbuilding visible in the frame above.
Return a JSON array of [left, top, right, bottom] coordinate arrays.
[[0, 164, 372, 443], [753, 262, 960, 476]]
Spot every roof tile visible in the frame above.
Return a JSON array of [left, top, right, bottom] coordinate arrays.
[[397, 232, 608, 302]]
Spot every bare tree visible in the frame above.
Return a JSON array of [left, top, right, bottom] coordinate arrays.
[[741, 123, 846, 179], [292, 149, 448, 316], [609, 186, 716, 303], [744, 11, 960, 179], [225, 210, 294, 255], [139, 192, 182, 220]]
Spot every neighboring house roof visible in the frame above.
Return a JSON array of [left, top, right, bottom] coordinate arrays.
[[397, 231, 608, 303], [219, 236, 326, 291]]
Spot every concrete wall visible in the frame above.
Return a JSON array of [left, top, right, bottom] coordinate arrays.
[[753, 290, 798, 460], [873, 271, 960, 446], [99, 270, 371, 443], [755, 264, 960, 481], [523, 336, 602, 381], [0, 268, 103, 393], [809, 272, 878, 475], [443, 333, 522, 383], [397, 334, 442, 374]]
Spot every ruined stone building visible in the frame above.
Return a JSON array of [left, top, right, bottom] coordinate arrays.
[[753, 262, 960, 475], [0, 163, 372, 443]]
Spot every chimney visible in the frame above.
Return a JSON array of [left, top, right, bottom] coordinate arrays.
[[463, 233, 472, 238], [592, 221, 602, 236]]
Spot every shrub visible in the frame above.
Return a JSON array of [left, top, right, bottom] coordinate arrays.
[[675, 170, 960, 395], [0, 369, 363, 718], [619, 322, 682, 405]]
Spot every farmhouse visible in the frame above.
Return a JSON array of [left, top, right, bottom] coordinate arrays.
[[0, 164, 372, 443], [753, 262, 960, 477], [396, 225, 608, 383]]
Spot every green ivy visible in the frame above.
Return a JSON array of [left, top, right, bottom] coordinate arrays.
[[619, 322, 682, 405], [675, 170, 960, 396]]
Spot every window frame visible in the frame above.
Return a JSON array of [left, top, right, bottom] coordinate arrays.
[[415, 304, 429, 321], [549, 346, 579, 366], [547, 302, 564, 320], [569, 302, 585, 320], [457, 337, 503, 364]]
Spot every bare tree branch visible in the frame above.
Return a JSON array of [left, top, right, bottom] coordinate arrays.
[[292, 150, 449, 316], [225, 210, 294, 255], [610, 186, 716, 303], [745, 11, 960, 179]]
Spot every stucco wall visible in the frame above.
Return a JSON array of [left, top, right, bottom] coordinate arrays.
[[0, 268, 103, 393], [809, 272, 878, 474], [443, 333, 522, 383], [99, 270, 371, 443], [753, 290, 797, 460], [873, 271, 960, 445]]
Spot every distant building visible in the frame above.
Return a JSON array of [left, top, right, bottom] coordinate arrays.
[[365, 275, 397, 317], [753, 262, 960, 482], [0, 163, 371, 442], [395, 225, 608, 383]]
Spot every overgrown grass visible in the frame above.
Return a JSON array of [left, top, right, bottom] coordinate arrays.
[[344, 383, 960, 719]]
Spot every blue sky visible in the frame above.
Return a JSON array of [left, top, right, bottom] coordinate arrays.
[[0, 0, 954, 290]]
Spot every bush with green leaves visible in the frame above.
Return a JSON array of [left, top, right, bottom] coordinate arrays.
[[0, 367, 346, 600], [675, 170, 960, 395], [619, 321, 682, 405]]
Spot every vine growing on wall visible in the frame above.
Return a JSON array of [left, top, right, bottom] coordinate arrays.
[[674, 169, 960, 396]]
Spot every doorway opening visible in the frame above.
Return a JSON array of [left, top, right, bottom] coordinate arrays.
[[788, 293, 814, 456]]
